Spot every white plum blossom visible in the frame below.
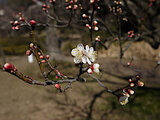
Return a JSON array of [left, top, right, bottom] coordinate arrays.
[[118, 93, 129, 105], [71, 44, 97, 65], [87, 63, 100, 74]]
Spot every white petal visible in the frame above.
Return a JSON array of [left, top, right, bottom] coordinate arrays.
[[93, 63, 99, 69], [87, 57, 92, 65], [90, 56, 95, 62], [93, 68, 99, 74], [71, 48, 78, 56], [82, 56, 87, 64], [87, 68, 92, 74], [74, 57, 81, 64], [85, 45, 89, 52], [77, 44, 84, 51], [89, 47, 94, 52]]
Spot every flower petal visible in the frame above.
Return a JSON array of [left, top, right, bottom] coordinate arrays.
[[74, 57, 81, 64], [85, 45, 89, 53], [71, 48, 78, 56], [82, 56, 87, 64], [89, 47, 94, 52], [93, 63, 99, 69], [87, 57, 92, 65], [93, 68, 99, 74], [77, 43, 84, 51]]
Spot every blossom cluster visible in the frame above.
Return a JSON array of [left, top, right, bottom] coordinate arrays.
[[71, 44, 100, 74]]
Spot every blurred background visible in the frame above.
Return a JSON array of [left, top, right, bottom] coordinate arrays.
[[0, 0, 160, 120]]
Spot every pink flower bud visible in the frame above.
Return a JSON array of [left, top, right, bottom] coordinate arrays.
[[41, 60, 46, 63], [74, 5, 78, 10], [46, 55, 50, 59], [128, 79, 132, 82], [3, 63, 15, 71], [14, 21, 19, 25], [40, 55, 44, 59], [19, 17, 25, 21], [26, 50, 32, 56], [93, 26, 99, 31], [82, 14, 87, 18], [93, 21, 98, 26], [130, 83, 134, 87], [137, 81, 144, 87], [128, 89, 134, 95], [30, 20, 36, 26], [86, 24, 91, 29], [55, 84, 61, 89]]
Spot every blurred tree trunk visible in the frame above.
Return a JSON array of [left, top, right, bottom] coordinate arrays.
[[46, 20, 62, 60]]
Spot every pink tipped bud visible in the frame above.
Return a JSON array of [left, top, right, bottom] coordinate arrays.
[[3, 63, 15, 71], [26, 50, 32, 56], [15, 26, 20, 30], [128, 79, 132, 82], [38, 52, 41, 56], [12, 26, 16, 30], [128, 89, 134, 95], [86, 24, 91, 29], [82, 14, 87, 18], [46, 55, 50, 59], [55, 84, 61, 89], [130, 83, 134, 87], [30, 43, 34, 48], [90, 0, 94, 4], [19, 17, 24, 21], [136, 75, 140, 80], [93, 21, 98, 26], [74, 5, 78, 10], [43, 4, 47, 8], [127, 62, 132, 66], [41, 60, 46, 63], [70, 0, 73, 4], [93, 26, 99, 31], [14, 21, 19, 25], [40, 55, 44, 59], [56, 75, 59, 79], [137, 81, 144, 87], [30, 20, 36, 25]]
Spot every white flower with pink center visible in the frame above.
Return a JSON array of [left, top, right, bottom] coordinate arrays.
[[87, 63, 100, 74], [71, 44, 97, 65]]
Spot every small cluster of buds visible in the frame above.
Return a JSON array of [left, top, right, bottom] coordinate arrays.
[[128, 30, 134, 38], [26, 43, 50, 63], [39, 53, 50, 64], [95, 36, 101, 42], [3, 63, 17, 73], [42, 4, 51, 12], [128, 75, 144, 87], [118, 75, 144, 105], [148, 0, 155, 7], [87, 63, 100, 74], [49, 0, 56, 3], [10, 12, 36, 30], [109, 0, 122, 15], [10, 12, 25, 30], [65, 0, 78, 10], [85, 21, 99, 31], [55, 70, 63, 79]]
